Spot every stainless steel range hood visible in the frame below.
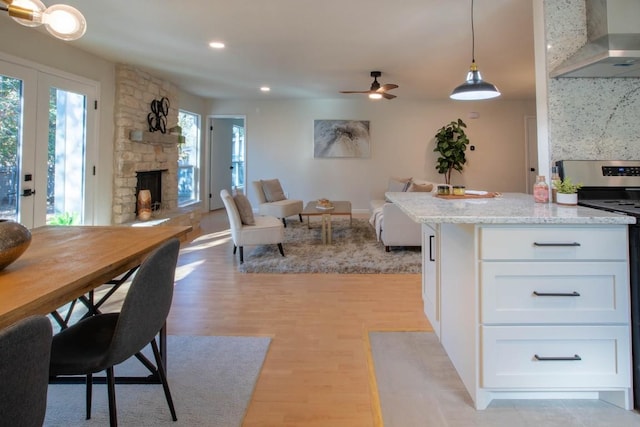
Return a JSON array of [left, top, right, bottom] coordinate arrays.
[[550, 0, 640, 78]]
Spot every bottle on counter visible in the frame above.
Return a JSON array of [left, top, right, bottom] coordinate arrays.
[[533, 175, 549, 203], [550, 166, 561, 203]]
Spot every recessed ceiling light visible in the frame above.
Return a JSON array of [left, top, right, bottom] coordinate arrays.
[[208, 41, 225, 49], [260, 86, 271, 92]]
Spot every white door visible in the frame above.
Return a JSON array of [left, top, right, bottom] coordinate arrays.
[[208, 116, 245, 210], [525, 115, 538, 194], [0, 59, 97, 228]]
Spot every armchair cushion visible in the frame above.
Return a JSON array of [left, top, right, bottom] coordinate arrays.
[[261, 179, 286, 202], [233, 193, 255, 225]]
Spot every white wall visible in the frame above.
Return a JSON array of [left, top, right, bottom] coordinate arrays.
[[208, 98, 536, 212]]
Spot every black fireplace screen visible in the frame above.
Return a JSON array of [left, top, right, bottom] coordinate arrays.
[[136, 169, 167, 213]]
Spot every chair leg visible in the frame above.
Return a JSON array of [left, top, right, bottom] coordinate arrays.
[[282, 218, 287, 228], [151, 338, 178, 421], [86, 373, 92, 420], [106, 366, 118, 427], [278, 243, 285, 257], [239, 246, 244, 263], [299, 214, 303, 222], [233, 245, 237, 254]]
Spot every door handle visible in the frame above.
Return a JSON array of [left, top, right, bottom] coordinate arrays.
[[229, 166, 234, 170], [21, 189, 36, 197]]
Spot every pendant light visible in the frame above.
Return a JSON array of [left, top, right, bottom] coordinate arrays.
[[450, 0, 500, 101], [0, 0, 86, 41]]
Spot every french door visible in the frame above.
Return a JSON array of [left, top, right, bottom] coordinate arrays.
[[0, 58, 96, 228]]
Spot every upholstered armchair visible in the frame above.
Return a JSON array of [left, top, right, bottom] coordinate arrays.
[[252, 179, 303, 227], [220, 189, 285, 263]]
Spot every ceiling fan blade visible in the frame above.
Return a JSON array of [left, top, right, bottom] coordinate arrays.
[[381, 92, 397, 100], [378, 84, 399, 92], [340, 90, 371, 94]]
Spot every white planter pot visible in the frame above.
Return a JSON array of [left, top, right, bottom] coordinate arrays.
[[556, 192, 578, 206]]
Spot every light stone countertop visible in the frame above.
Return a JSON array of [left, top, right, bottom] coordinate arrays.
[[386, 192, 636, 225]]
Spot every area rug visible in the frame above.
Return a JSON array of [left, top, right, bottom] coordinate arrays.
[[368, 331, 640, 427], [44, 335, 271, 427], [239, 218, 421, 273]]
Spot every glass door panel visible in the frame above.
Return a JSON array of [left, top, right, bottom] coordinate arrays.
[[0, 75, 22, 222], [46, 87, 87, 225], [0, 61, 37, 227]]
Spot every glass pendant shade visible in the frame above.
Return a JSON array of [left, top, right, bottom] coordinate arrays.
[[450, 62, 500, 100], [2, 0, 86, 40], [42, 4, 86, 41], [9, 0, 45, 27]]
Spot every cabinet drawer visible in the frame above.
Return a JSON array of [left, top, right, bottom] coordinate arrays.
[[480, 262, 629, 324], [479, 226, 627, 260], [482, 325, 630, 389]]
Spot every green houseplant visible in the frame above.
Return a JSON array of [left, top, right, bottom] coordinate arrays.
[[434, 119, 470, 185], [556, 177, 582, 194], [555, 177, 582, 205]]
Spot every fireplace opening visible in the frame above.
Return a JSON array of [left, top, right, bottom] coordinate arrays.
[[136, 169, 167, 214]]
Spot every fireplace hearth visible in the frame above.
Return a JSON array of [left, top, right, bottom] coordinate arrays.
[[136, 169, 168, 214]]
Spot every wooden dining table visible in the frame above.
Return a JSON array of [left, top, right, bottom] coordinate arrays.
[[0, 225, 191, 330]]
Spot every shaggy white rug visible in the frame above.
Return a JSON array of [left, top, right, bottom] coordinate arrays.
[[238, 218, 421, 273]]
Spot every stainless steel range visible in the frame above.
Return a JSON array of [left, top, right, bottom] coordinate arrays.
[[557, 160, 640, 409]]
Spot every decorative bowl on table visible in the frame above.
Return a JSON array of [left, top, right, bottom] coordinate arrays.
[[316, 198, 334, 210], [0, 219, 32, 270]]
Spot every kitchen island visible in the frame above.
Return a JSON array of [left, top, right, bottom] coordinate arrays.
[[387, 192, 636, 410]]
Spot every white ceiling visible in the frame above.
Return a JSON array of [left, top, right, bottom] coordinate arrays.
[[57, 0, 535, 101]]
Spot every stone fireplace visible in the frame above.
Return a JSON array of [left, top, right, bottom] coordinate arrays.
[[112, 64, 200, 229]]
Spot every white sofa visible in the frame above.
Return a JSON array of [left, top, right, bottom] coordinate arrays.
[[369, 178, 435, 251]]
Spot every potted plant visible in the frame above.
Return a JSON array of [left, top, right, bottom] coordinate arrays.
[[555, 177, 582, 205], [434, 119, 470, 185]]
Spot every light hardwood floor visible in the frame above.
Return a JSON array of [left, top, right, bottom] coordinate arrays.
[[167, 210, 431, 426]]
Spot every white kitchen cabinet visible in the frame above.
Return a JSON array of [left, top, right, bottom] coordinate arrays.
[[422, 223, 440, 337], [429, 223, 632, 410]]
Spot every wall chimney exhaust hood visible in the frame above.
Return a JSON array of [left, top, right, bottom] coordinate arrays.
[[550, 0, 640, 78]]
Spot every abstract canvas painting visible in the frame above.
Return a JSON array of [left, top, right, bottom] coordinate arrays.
[[313, 120, 370, 158]]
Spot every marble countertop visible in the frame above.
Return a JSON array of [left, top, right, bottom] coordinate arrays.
[[386, 192, 636, 225]]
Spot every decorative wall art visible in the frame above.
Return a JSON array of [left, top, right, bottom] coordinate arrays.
[[313, 120, 371, 158]]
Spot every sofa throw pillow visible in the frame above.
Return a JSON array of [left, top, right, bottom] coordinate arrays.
[[233, 193, 256, 225], [387, 176, 412, 192], [261, 179, 286, 202], [407, 182, 434, 192]]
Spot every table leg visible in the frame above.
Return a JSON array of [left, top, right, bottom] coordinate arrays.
[[327, 215, 332, 244], [321, 214, 327, 244]]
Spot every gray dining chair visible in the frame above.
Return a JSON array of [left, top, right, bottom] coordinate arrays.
[[0, 315, 53, 427], [49, 238, 181, 427]]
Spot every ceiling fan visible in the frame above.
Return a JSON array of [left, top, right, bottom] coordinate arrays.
[[340, 71, 399, 100]]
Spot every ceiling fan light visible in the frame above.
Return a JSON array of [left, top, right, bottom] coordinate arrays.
[[42, 4, 86, 41], [368, 93, 383, 100]]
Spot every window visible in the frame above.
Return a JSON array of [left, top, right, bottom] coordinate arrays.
[[178, 110, 200, 206], [231, 124, 245, 190]]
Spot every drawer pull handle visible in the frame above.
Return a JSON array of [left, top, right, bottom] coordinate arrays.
[[533, 291, 581, 297], [429, 235, 435, 261], [533, 242, 581, 247], [534, 354, 582, 361]]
